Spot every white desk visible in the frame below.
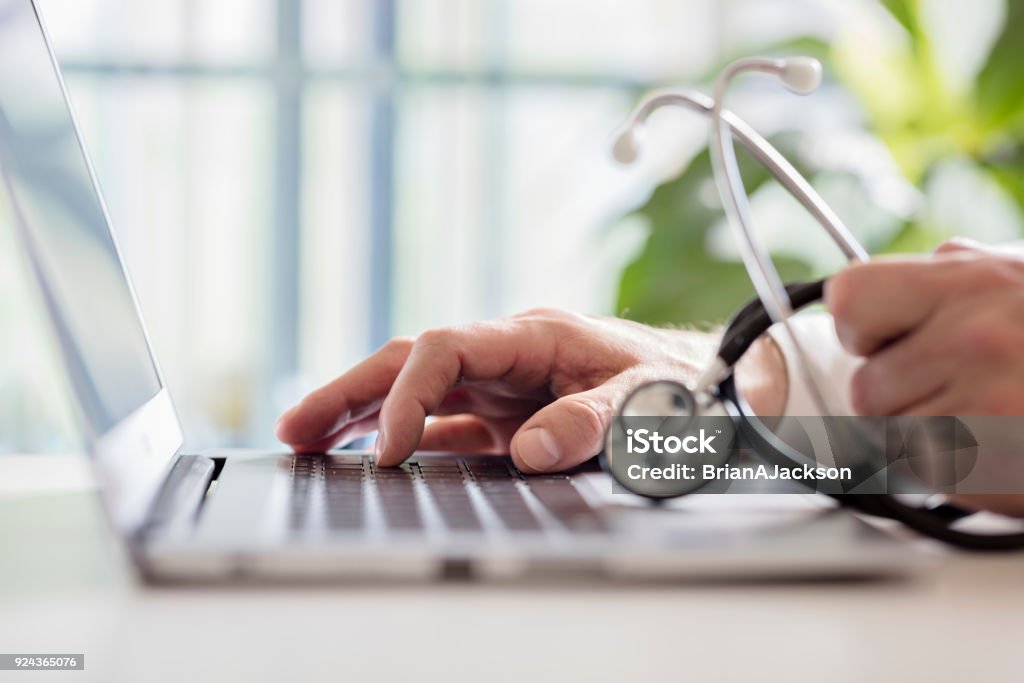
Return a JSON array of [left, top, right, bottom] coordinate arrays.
[[2, 454, 1023, 683]]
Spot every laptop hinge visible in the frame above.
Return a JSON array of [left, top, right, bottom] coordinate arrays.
[[139, 454, 216, 539]]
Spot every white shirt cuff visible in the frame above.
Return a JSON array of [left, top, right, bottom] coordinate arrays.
[[767, 313, 861, 416]]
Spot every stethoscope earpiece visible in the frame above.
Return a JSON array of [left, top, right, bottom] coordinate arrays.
[[778, 57, 822, 95]]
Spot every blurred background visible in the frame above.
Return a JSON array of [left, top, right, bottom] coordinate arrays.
[[2, 0, 1022, 453]]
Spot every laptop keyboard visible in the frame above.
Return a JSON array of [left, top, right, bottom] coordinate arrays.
[[287, 455, 606, 537]]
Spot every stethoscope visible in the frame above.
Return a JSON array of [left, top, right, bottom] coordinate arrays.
[[603, 56, 1024, 551]]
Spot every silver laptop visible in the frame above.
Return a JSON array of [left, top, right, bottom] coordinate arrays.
[[0, 0, 918, 582]]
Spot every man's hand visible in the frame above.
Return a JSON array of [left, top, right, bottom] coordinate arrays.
[[275, 309, 786, 472], [826, 239, 1024, 517], [826, 239, 1024, 417]]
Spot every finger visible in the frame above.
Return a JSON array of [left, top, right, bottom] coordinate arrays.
[[897, 368, 982, 416], [850, 310, 958, 415], [825, 257, 947, 355], [275, 337, 414, 447], [934, 237, 983, 255], [306, 384, 548, 454], [418, 415, 522, 453], [376, 321, 556, 466], [900, 363, 1024, 416], [291, 414, 381, 454], [898, 389, 957, 417], [433, 385, 546, 420], [419, 416, 497, 452], [509, 380, 629, 473]]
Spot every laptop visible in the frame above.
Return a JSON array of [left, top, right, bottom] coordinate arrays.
[[0, 0, 918, 582]]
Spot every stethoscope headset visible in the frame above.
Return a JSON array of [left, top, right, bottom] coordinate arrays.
[[602, 56, 1024, 551]]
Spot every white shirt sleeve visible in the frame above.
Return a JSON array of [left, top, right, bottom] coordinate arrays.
[[767, 313, 861, 416]]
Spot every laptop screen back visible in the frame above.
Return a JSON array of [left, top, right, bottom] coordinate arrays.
[[0, 0, 162, 436], [0, 0, 183, 531]]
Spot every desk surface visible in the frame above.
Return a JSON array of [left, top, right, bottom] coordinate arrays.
[[2, 454, 1023, 683]]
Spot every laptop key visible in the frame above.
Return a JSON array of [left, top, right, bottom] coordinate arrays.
[[324, 464, 365, 531], [464, 459, 542, 532], [418, 465, 482, 532], [373, 466, 423, 531], [526, 477, 608, 533], [288, 456, 323, 531]]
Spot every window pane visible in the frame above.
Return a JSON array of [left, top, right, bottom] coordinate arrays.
[[721, 0, 836, 55], [397, 0, 488, 72], [393, 85, 491, 335], [398, 0, 720, 80], [498, 87, 696, 315], [503, 0, 719, 80], [63, 75, 275, 448], [38, 0, 274, 64], [298, 85, 373, 392], [393, 84, 699, 334], [303, 0, 373, 67]]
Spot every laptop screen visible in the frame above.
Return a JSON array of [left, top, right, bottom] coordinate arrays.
[[0, 0, 162, 438]]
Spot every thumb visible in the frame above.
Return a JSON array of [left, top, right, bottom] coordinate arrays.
[[510, 384, 621, 473]]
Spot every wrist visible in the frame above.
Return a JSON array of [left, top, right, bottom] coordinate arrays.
[[660, 328, 787, 415]]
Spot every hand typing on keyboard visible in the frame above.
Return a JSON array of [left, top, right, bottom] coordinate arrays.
[[275, 309, 787, 473]]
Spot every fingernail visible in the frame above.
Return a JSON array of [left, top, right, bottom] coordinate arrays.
[[374, 431, 387, 462], [516, 428, 560, 471]]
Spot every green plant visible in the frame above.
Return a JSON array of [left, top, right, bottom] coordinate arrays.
[[617, 136, 813, 326], [616, 0, 1024, 327]]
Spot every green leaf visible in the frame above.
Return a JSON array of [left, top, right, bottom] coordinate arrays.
[[874, 220, 947, 254], [878, 0, 917, 36], [975, 0, 1024, 132], [616, 140, 811, 327], [877, 0, 936, 66], [986, 160, 1024, 213]]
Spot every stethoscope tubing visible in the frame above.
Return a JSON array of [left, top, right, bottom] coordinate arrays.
[[714, 293, 1024, 551]]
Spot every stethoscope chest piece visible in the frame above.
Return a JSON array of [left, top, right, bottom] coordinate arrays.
[[603, 380, 737, 499]]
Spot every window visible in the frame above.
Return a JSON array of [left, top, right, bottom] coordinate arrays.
[[5, 0, 835, 451]]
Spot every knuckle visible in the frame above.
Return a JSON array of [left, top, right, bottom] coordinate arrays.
[[935, 238, 976, 255], [451, 320, 497, 339], [514, 307, 585, 338], [956, 315, 1016, 360], [562, 395, 611, 446], [962, 256, 1024, 290], [415, 327, 453, 350], [515, 306, 572, 321], [383, 336, 415, 353], [994, 257, 1024, 284]]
